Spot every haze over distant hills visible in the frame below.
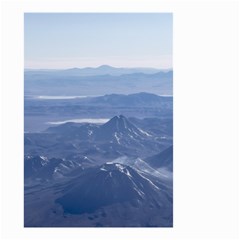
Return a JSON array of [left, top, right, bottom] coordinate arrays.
[[24, 65, 173, 96], [24, 92, 173, 132], [25, 65, 172, 76]]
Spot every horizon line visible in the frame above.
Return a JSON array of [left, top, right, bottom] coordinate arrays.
[[24, 64, 173, 71]]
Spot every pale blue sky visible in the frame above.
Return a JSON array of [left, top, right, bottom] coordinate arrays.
[[24, 13, 172, 69]]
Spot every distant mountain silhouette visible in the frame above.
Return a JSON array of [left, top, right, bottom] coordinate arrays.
[[80, 92, 173, 108], [25, 68, 173, 96], [25, 65, 168, 77]]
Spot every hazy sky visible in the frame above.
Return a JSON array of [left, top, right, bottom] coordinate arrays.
[[25, 13, 172, 69]]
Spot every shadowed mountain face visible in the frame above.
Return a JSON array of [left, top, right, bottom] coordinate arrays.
[[24, 155, 82, 182], [145, 146, 173, 171], [56, 163, 171, 216], [24, 161, 173, 227], [24, 155, 49, 179]]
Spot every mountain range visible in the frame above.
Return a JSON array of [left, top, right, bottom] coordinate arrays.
[[80, 92, 172, 107], [24, 113, 173, 227], [24, 88, 173, 227], [25, 115, 171, 162], [25, 65, 171, 76], [24, 66, 173, 96], [24, 92, 173, 132]]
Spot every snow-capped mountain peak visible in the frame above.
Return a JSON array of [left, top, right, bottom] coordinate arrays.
[[97, 115, 152, 144]]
